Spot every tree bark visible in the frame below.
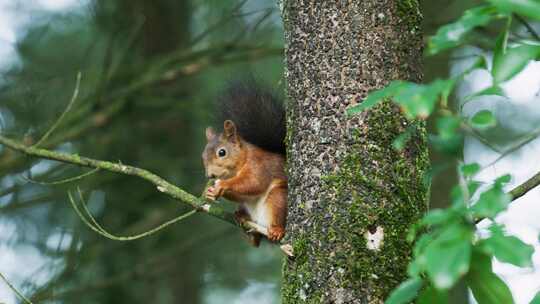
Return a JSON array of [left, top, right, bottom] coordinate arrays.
[[281, 1, 428, 303]]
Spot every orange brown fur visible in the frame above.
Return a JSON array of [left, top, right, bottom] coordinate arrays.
[[202, 120, 287, 244]]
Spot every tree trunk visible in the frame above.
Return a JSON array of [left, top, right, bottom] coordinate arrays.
[[281, 1, 428, 303]]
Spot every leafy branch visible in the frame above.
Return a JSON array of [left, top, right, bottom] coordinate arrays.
[[348, 0, 540, 303]]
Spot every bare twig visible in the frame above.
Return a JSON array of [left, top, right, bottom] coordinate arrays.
[[190, 0, 249, 46], [0, 272, 33, 304], [461, 123, 502, 154], [482, 126, 540, 170], [68, 188, 197, 241], [33, 72, 82, 148], [21, 168, 100, 185]]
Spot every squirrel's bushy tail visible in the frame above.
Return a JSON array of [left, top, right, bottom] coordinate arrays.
[[218, 78, 286, 155]]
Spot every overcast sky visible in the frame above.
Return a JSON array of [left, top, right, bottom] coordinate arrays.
[[453, 46, 540, 303]]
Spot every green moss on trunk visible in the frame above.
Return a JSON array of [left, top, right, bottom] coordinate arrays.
[[281, 1, 426, 303]]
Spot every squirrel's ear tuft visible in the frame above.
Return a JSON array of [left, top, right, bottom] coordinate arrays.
[[205, 127, 216, 141], [223, 120, 238, 142]]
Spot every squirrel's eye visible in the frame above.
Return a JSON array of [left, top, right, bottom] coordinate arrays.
[[217, 148, 227, 157]]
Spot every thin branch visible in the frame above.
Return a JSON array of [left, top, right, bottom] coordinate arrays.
[[0, 98, 128, 172], [68, 189, 197, 241], [33, 72, 82, 148], [21, 168, 100, 185], [461, 123, 502, 154], [482, 126, 540, 170], [189, 0, 249, 46], [0, 134, 293, 255], [514, 14, 540, 41], [475, 170, 540, 224], [0, 272, 33, 304], [0, 134, 230, 221], [509, 170, 540, 201]]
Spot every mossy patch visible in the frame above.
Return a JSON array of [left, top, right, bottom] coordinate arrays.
[[396, 0, 422, 30], [283, 102, 429, 302], [321, 104, 428, 299]]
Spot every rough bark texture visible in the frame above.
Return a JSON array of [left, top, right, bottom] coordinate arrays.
[[281, 1, 428, 303]]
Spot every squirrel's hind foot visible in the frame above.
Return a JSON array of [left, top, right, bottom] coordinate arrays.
[[268, 226, 285, 242]]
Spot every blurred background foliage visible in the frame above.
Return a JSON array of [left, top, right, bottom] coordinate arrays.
[[0, 1, 284, 303], [0, 0, 530, 303]]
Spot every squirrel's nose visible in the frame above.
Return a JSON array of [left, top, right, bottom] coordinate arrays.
[[207, 173, 216, 179]]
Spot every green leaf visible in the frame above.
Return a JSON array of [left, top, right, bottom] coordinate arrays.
[[428, 137, 461, 154], [385, 277, 423, 304], [437, 116, 461, 139], [451, 185, 466, 206], [400, 79, 455, 119], [470, 110, 497, 129], [421, 209, 456, 227], [423, 224, 473, 289], [417, 286, 449, 304], [481, 231, 534, 267], [409, 233, 434, 277], [471, 185, 511, 218], [428, 6, 498, 55], [393, 82, 438, 119], [463, 86, 505, 102], [530, 290, 540, 304], [347, 81, 405, 115], [392, 132, 411, 151], [461, 163, 481, 178], [431, 116, 463, 155], [414, 234, 434, 257], [393, 125, 416, 151], [468, 180, 482, 197], [466, 56, 490, 74], [492, 45, 540, 83], [495, 174, 512, 185], [425, 239, 471, 289], [477, 86, 505, 96], [348, 79, 455, 119], [493, 17, 512, 75], [467, 250, 514, 304], [487, 0, 540, 20]]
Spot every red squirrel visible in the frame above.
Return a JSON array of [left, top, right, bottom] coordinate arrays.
[[202, 81, 287, 246]]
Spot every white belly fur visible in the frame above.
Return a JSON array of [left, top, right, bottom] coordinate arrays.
[[242, 188, 271, 229]]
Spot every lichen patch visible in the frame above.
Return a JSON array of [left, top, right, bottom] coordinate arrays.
[[365, 226, 384, 251]]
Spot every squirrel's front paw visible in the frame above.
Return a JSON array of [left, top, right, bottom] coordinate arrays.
[[268, 226, 285, 242], [205, 186, 218, 201], [205, 182, 224, 201]]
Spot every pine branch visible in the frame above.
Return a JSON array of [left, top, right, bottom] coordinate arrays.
[[0, 45, 282, 173], [0, 134, 298, 254], [0, 134, 270, 238]]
